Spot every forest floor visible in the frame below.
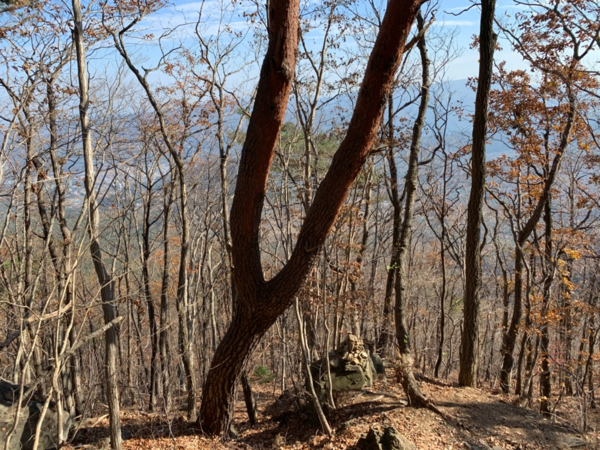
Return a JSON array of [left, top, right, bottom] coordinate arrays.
[[68, 371, 599, 449]]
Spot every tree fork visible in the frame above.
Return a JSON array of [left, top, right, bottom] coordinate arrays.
[[198, 0, 421, 436]]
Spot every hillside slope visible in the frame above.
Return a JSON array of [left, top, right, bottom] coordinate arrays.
[[68, 372, 596, 449]]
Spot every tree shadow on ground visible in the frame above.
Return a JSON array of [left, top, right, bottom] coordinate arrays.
[[436, 397, 587, 449], [236, 399, 406, 449], [68, 398, 404, 449], [69, 414, 203, 448]]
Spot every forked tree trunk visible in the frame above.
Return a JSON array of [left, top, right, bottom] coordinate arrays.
[[199, 0, 421, 436]]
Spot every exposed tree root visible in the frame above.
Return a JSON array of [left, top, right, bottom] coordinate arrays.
[[396, 354, 456, 424]]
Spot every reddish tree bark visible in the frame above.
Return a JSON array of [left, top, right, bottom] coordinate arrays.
[[198, 0, 421, 436]]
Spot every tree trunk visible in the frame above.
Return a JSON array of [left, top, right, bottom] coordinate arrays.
[[295, 298, 332, 435], [240, 372, 257, 426], [499, 85, 576, 393], [199, 0, 421, 435], [458, 0, 496, 388], [113, 17, 200, 423], [199, 313, 263, 435], [72, 1, 122, 447], [500, 243, 524, 392], [560, 258, 575, 396], [160, 172, 175, 411], [434, 230, 447, 378], [379, 94, 399, 357], [394, 11, 431, 407], [46, 76, 84, 417], [434, 156, 449, 378], [142, 194, 159, 411], [540, 196, 553, 415]]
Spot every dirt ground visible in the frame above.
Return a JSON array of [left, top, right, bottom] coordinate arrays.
[[67, 372, 599, 449]]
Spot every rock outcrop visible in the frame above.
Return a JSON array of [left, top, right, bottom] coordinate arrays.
[[310, 334, 383, 395], [357, 426, 417, 450], [0, 379, 71, 450]]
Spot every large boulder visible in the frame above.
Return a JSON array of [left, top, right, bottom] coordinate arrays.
[[0, 380, 71, 450], [310, 334, 380, 395]]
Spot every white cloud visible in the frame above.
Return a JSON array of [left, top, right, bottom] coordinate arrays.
[[434, 20, 475, 27]]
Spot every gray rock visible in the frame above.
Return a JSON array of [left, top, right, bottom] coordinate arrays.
[[560, 436, 588, 448], [357, 426, 417, 450], [0, 379, 71, 450], [310, 335, 381, 397], [370, 352, 386, 376]]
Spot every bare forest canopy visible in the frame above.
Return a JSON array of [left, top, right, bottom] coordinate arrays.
[[0, 0, 599, 448]]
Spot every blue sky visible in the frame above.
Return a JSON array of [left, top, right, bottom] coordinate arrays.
[[134, 0, 532, 82], [437, 1, 531, 80]]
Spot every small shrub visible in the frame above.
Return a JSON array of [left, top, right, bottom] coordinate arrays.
[[252, 365, 275, 384]]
